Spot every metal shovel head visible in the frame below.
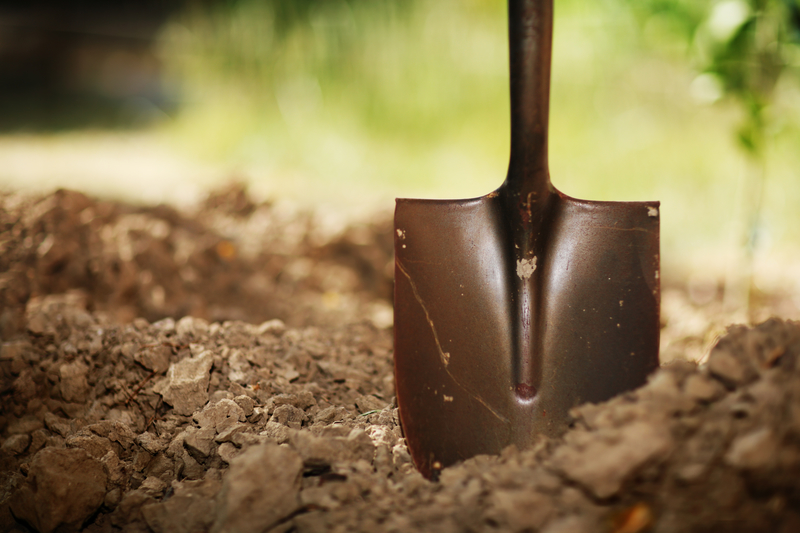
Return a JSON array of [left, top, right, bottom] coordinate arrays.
[[394, 191, 660, 478], [393, 0, 660, 479]]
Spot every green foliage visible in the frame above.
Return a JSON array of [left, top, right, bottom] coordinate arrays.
[[160, 0, 508, 149], [625, 0, 800, 155], [153, 0, 800, 255]]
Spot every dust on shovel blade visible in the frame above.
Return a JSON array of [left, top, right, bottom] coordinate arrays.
[[392, 0, 660, 480]]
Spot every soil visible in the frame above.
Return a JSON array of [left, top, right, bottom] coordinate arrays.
[[1, 184, 799, 533]]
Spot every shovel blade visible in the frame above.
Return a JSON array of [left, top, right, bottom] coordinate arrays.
[[394, 192, 660, 478]]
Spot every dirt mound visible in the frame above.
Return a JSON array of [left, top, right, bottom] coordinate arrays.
[[1, 187, 799, 533], [0, 184, 394, 334]]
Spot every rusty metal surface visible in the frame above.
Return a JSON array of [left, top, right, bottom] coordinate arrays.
[[393, 0, 660, 480]]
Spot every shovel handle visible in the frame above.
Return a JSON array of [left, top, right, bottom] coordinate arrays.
[[506, 0, 553, 198]]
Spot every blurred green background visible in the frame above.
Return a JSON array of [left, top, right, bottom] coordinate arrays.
[[1, 0, 800, 289]]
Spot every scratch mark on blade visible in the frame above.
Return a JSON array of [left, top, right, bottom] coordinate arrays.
[[397, 260, 450, 368], [396, 259, 509, 425]]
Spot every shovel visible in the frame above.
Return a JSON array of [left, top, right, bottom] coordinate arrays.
[[393, 0, 660, 479]]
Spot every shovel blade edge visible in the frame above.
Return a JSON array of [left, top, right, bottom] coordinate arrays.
[[394, 192, 660, 479]]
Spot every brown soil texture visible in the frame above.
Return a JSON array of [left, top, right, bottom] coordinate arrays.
[[1, 186, 799, 533]]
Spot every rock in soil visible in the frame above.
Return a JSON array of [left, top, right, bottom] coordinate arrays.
[[1, 187, 799, 533]]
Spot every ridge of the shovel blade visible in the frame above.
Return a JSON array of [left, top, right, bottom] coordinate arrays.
[[393, 192, 660, 479]]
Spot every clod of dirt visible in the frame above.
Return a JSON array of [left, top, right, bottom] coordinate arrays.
[[290, 428, 375, 470], [194, 399, 245, 434], [211, 444, 303, 533], [133, 345, 172, 375], [140, 475, 220, 533], [10, 448, 107, 533], [153, 351, 213, 416], [552, 420, 674, 499], [59, 360, 91, 403]]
